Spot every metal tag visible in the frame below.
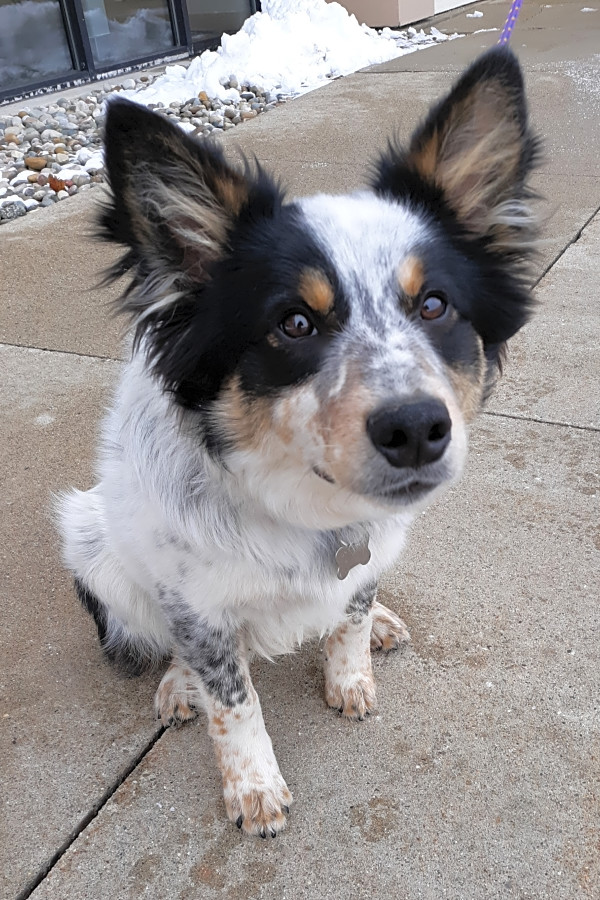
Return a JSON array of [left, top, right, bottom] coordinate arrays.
[[335, 538, 371, 580]]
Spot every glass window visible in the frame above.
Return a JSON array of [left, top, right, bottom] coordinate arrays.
[[81, 0, 176, 67], [185, 0, 250, 43], [0, 0, 74, 92]]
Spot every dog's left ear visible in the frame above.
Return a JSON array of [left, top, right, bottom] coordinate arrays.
[[373, 47, 541, 250]]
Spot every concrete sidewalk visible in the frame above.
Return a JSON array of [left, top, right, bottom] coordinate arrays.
[[1, 2, 599, 897]]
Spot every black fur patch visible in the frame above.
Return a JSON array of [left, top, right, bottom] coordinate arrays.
[[156, 203, 344, 409], [159, 588, 247, 707], [346, 580, 377, 621], [75, 576, 108, 642], [74, 578, 161, 677], [409, 230, 533, 373]]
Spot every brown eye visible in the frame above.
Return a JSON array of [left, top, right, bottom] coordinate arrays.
[[420, 294, 447, 321], [280, 312, 317, 339]]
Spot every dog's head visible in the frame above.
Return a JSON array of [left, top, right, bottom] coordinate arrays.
[[101, 47, 540, 528]]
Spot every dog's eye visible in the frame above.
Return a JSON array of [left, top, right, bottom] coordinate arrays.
[[280, 312, 317, 339], [420, 294, 447, 321]]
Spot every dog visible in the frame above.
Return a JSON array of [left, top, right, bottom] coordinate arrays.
[[58, 46, 540, 837]]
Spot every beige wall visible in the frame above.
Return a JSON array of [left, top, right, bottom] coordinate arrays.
[[328, 0, 472, 27]]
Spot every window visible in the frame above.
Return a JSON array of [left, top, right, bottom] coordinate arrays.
[[0, 0, 75, 93]]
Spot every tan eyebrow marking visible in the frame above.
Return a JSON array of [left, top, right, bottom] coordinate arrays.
[[398, 256, 425, 298], [298, 268, 335, 315]]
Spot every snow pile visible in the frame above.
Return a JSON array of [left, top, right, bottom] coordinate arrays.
[[120, 0, 461, 107]]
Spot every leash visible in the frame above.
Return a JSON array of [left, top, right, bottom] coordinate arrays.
[[497, 0, 524, 44]]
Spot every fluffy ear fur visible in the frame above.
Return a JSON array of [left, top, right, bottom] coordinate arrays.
[[373, 47, 541, 256], [99, 99, 283, 404]]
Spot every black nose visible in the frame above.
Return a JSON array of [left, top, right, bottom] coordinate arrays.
[[367, 398, 452, 469]]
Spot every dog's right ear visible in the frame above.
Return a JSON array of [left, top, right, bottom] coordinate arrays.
[[99, 99, 282, 403], [372, 47, 540, 257]]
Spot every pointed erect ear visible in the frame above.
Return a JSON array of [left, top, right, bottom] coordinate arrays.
[[99, 98, 281, 307], [373, 47, 541, 246], [98, 99, 283, 407]]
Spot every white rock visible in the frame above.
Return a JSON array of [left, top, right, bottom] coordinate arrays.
[[1, 195, 26, 209], [84, 152, 104, 172], [56, 165, 83, 180], [76, 148, 94, 165], [10, 170, 32, 185]]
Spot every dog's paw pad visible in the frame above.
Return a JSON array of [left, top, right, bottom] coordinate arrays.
[[325, 673, 377, 720], [225, 782, 293, 837], [370, 600, 410, 651], [158, 698, 199, 727], [154, 662, 200, 727]]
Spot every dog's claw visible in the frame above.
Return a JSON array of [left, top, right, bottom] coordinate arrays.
[[236, 815, 243, 829], [282, 805, 290, 815]]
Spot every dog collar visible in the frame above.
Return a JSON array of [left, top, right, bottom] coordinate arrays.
[[335, 537, 371, 580]]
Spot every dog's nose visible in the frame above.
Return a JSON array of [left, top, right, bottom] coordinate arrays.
[[367, 398, 452, 468]]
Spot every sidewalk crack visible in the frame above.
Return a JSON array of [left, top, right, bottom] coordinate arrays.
[[15, 726, 166, 900], [0, 340, 122, 362], [484, 409, 600, 433], [533, 204, 600, 287]]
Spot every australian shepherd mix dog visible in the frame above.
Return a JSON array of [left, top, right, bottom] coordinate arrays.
[[59, 47, 540, 836]]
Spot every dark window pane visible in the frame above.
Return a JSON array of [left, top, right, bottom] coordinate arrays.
[[0, 0, 74, 92], [81, 0, 175, 67], [185, 0, 250, 43]]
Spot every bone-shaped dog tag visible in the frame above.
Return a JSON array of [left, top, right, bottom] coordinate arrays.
[[335, 538, 371, 580]]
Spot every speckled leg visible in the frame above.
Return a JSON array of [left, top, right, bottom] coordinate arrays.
[[324, 580, 378, 720], [154, 618, 292, 837]]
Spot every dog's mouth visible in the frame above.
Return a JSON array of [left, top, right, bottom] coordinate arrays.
[[374, 477, 441, 504], [312, 463, 445, 506]]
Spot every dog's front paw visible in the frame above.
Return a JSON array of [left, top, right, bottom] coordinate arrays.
[[324, 671, 377, 720], [154, 660, 200, 726], [324, 620, 377, 720], [209, 697, 293, 837], [370, 600, 410, 651], [223, 770, 293, 838]]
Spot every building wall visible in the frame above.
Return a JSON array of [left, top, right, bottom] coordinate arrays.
[[329, 1, 473, 27]]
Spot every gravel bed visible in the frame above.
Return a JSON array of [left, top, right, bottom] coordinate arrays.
[[0, 72, 286, 224]]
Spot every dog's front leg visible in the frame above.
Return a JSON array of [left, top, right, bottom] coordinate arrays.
[[155, 610, 292, 836], [324, 581, 378, 720]]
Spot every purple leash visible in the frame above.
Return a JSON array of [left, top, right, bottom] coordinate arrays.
[[497, 0, 524, 44]]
